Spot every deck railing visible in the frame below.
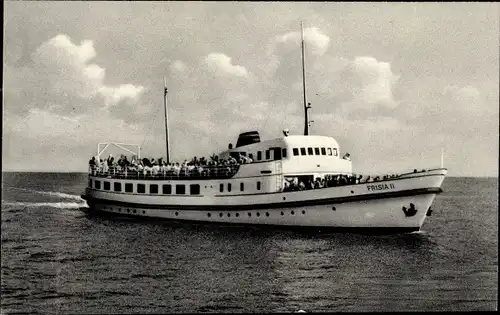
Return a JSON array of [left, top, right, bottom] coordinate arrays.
[[88, 164, 241, 180]]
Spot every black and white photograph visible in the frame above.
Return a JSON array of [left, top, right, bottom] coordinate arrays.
[[2, 1, 498, 313]]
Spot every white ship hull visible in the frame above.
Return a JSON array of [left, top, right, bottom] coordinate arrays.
[[82, 168, 446, 233]]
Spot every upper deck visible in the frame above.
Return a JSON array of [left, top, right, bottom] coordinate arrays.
[[220, 134, 352, 175]]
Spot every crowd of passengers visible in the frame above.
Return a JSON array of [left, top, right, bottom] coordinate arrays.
[[88, 153, 252, 177], [282, 170, 426, 191]]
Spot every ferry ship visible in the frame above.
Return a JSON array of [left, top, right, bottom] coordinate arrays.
[[81, 24, 447, 233]]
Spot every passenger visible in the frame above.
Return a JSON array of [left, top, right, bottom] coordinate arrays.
[[102, 160, 109, 173], [106, 154, 113, 167], [123, 156, 130, 167], [298, 181, 306, 190], [197, 164, 205, 176], [357, 175, 363, 184], [283, 181, 290, 192], [173, 163, 181, 176], [152, 163, 160, 176], [315, 178, 323, 189], [307, 180, 314, 190]]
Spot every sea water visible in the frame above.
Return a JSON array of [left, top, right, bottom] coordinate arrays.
[[1, 173, 497, 312]]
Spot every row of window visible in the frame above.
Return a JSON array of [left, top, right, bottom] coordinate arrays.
[[232, 148, 287, 161], [236, 146, 339, 161], [207, 210, 306, 217], [101, 206, 307, 217], [90, 179, 262, 195], [219, 181, 262, 193], [292, 147, 338, 157]]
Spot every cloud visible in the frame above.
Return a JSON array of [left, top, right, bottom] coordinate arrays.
[[337, 57, 399, 110], [278, 26, 330, 56], [4, 34, 145, 118], [170, 60, 187, 73], [204, 53, 248, 77], [100, 84, 145, 106]]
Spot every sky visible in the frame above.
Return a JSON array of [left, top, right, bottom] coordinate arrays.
[[3, 2, 499, 177]]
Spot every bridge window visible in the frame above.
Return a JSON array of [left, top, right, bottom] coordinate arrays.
[[125, 183, 133, 193], [321, 147, 326, 155], [228, 183, 232, 192], [150, 184, 159, 194], [300, 147, 306, 156], [220, 183, 224, 193], [176, 184, 185, 195], [240, 182, 244, 191], [114, 182, 121, 192], [327, 148, 332, 156], [95, 180, 101, 189], [333, 148, 338, 156], [88, 179, 92, 187], [307, 147, 313, 155], [104, 181, 110, 191], [249, 153, 254, 160], [257, 151, 262, 161], [190, 184, 200, 195], [137, 184, 145, 194], [315, 147, 320, 155], [257, 181, 261, 190], [282, 148, 287, 158], [293, 148, 299, 156], [162, 184, 172, 194], [265, 150, 270, 160]]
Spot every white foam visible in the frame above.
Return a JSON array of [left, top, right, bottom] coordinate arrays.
[[3, 201, 87, 209], [4, 187, 83, 201]]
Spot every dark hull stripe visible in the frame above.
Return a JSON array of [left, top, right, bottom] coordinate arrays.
[[81, 208, 420, 235], [82, 187, 442, 211]]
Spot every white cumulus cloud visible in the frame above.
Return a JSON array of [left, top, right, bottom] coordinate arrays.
[[335, 56, 399, 111], [278, 26, 330, 56], [205, 53, 248, 77], [5, 34, 145, 117]]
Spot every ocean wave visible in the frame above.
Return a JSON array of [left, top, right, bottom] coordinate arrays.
[[2, 201, 87, 209], [3, 186, 83, 201]]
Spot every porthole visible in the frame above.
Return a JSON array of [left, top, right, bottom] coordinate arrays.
[[248, 212, 252, 217], [133, 209, 137, 214], [256, 212, 260, 217], [283, 197, 286, 200], [265, 212, 269, 217], [118, 208, 121, 212], [351, 190, 354, 194], [227, 213, 231, 217], [332, 206, 336, 211], [219, 213, 223, 217], [207, 213, 211, 217], [291, 211, 295, 215], [127, 209, 130, 213], [281, 211, 284, 216], [236, 213, 239, 217], [175, 212, 179, 216], [302, 210, 305, 214], [142, 210, 145, 214]]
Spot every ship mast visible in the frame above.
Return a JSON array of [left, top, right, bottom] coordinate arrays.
[[163, 77, 170, 164], [301, 21, 311, 136]]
